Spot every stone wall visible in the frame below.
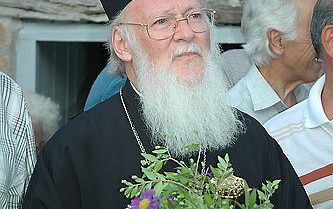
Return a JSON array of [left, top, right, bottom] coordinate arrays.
[[0, 0, 244, 24], [0, 0, 105, 22]]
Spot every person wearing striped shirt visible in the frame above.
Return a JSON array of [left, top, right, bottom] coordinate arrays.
[[0, 71, 36, 209], [265, 1, 333, 207]]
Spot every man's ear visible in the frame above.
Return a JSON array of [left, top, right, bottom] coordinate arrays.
[[322, 24, 333, 58], [112, 26, 132, 62], [268, 28, 284, 56]]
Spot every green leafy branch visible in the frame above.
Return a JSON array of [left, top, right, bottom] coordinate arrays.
[[120, 144, 280, 209]]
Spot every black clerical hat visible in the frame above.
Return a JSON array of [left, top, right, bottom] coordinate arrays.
[[100, 0, 132, 20]]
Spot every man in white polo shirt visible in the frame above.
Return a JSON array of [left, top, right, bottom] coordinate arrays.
[[265, 0, 333, 207]]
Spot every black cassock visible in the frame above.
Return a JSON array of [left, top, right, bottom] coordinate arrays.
[[23, 80, 312, 209]]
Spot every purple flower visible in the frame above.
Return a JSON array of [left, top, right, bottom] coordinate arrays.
[[128, 189, 160, 209], [207, 172, 214, 179]]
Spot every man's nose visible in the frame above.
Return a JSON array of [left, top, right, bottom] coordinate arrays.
[[173, 18, 195, 41]]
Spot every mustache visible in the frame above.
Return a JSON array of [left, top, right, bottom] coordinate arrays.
[[172, 43, 203, 60]]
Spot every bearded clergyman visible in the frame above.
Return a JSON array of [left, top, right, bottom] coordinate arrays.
[[23, 0, 312, 208]]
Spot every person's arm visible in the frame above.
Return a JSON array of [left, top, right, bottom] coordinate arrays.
[[8, 100, 37, 208], [0, 72, 37, 209]]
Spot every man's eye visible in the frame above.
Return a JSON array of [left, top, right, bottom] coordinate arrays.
[[150, 17, 172, 29], [190, 12, 203, 19], [152, 18, 169, 26]]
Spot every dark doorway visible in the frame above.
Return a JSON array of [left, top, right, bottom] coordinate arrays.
[[36, 41, 109, 125]]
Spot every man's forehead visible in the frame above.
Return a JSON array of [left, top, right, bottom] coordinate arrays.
[[129, 0, 203, 18]]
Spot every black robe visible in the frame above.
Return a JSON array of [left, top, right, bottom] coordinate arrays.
[[23, 80, 312, 209]]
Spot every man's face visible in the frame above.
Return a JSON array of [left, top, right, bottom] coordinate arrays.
[[282, 0, 322, 83], [127, 0, 211, 85]]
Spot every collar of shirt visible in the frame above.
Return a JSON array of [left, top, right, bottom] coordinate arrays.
[[245, 64, 309, 111], [305, 74, 331, 128], [245, 65, 283, 111]]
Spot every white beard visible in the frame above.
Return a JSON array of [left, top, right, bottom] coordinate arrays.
[[132, 43, 244, 157]]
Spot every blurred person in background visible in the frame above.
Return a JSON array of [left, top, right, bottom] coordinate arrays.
[[24, 92, 61, 154], [228, 0, 322, 124], [84, 65, 126, 110]]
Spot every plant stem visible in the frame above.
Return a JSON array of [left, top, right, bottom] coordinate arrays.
[[167, 150, 188, 168]]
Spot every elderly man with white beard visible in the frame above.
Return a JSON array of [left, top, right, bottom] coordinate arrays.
[[23, 0, 312, 208]]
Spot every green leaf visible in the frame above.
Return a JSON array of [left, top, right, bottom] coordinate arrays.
[[124, 188, 130, 198], [203, 193, 212, 205], [130, 185, 139, 198], [156, 173, 166, 181], [249, 189, 257, 208], [179, 167, 191, 176], [165, 172, 179, 181], [179, 175, 189, 185], [121, 179, 133, 186], [137, 183, 146, 195], [207, 179, 216, 194], [257, 190, 266, 202], [144, 182, 152, 190], [154, 181, 166, 195], [244, 181, 251, 207], [152, 148, 168, 154], [142, 168, 156, 180], [210, 166, 219, 178], [224, 154, 230, 162], [141, 153, 158, 162], [154, 161, 163, 173], [134, 177, 145, 183]]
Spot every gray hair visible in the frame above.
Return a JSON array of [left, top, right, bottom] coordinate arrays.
[[106, 8, 137, 75], [241, 0, 298, 67], [310, 0, 333, 57]]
